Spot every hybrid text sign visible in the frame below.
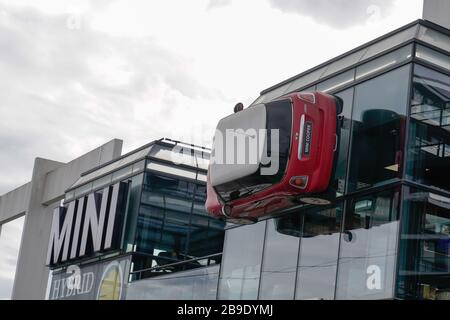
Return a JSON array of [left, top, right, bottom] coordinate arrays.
[[46, 182, 128, 266]]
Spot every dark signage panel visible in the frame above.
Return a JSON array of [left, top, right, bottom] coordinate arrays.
[[46, 182, 128, 266]]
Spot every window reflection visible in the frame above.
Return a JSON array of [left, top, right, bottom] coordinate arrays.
[[296, 205, 342, 300], [348, 66, 410, 191], [406, 65, 450, 192], [218, 222, 266, 300], [397, 188, 450, 300], [259, 217, 300, 300], [336, 189, 400, 299], [333, 88, 354, 196], [132, 173, 225, 280]]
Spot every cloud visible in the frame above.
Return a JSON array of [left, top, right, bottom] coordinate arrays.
[[207, 0, 232, 10], [268, 0, 395, 28], [0, 3, 226, 194], [0, 216, 24, 299]]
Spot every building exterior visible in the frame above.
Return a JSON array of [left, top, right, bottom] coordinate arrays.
[[217, 17, 449, 300], [0, 1, 448, 301], [0, 138, 226, 300]]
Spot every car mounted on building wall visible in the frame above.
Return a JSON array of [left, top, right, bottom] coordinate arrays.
[[205, 91, 344, 224]]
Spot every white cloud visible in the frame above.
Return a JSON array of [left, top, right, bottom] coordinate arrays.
[[0, 0, 422, 197], [268, 0, 396, 28]]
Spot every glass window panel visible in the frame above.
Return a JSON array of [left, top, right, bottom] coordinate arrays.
[[360, 25, 417, 61], [133, 173, 225, 279], [92, 174, 112, 191], [259, 217, 300, 300], [333, 88, 354, 196], [149, 144, 197, 167], [123, 174, 143, 252], [218, 222, 266, 300], [296, 204, 343, 300], [286, 66, 327, 93], [69, 146, 152, 189], [415, 45, 450, 71], [74, 182, 92, 198], [356, 44, 413, 80], [111, 165, 133, 182], [321, 49, 366, 78], [0, 216, 25, 299], [397, 188, 450, 300], [336, 189, 400, 299], [417, 26, 450, 53], [348, 65, 410, 192], [197, 172, 207, 183], [127, 265, 220, 299], [132, 160, 146, 173], [317, 69, 355, 93], [64, 190, 75, 202], [146, 162, 198, 180], [195, 152, 210, 171], [406, 65, 450, 192]]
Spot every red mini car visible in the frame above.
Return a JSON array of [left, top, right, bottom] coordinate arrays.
[[205, 91, 343, 223]]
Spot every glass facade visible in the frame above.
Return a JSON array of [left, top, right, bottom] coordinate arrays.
[[54, 139, 225, 299], [218, 222, 266, 300], [131, 172, 225, 280], [47, 20, 448, 300], [218, 20, 449, 300], [397, 187, 450, 300], [296, 205, 342, 300], [347, 65, 410, 192], [336, 189, 400, 299], [406, 65, 450, 192], [259, 218, 299, 300]]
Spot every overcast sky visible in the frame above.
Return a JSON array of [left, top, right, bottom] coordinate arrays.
[[0, 0, 423, 196]]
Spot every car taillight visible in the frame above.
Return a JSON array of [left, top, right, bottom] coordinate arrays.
[[289, 176, 309, 189], [298, 92, 316, 104]]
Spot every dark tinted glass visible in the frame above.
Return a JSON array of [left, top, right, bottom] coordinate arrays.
[[397, 187, 450, 300], [132, 173, 225, 280], [333, 88, 354, 196], [347, 65, 410, 191], [406, 65, 450, 192]]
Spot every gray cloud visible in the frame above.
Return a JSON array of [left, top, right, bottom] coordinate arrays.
[[0, 4, 224, 195], [0, 217, 24, 299], [207, 0, 232, 10], [268, 0, 395, 28]]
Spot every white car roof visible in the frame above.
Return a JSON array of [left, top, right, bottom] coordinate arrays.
[[210, 104, 267, 187]]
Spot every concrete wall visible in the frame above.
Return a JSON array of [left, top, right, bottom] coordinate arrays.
[[0, 183, 32, 224], [42, 138, 122, 205], [2, 139, 123, 300], [423, 0, 450, 29]]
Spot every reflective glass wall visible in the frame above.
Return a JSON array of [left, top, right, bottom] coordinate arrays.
[[396, 62, 450, 300], [130, 171, 225, 281], [397, 187, 450, 300], [406, 65, 450, 192]]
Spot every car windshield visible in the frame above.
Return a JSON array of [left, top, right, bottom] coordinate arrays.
[[214, 99, 292, 202]]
